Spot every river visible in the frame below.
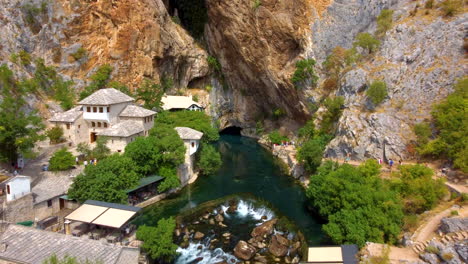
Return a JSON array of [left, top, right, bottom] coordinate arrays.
[[133, 134, 325, 246]]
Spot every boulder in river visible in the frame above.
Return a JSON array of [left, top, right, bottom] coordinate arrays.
[[251, 218, 277, 238], [268, 234, 289, 257], [194, 231, 205, 240], [233, 240, 257, 260], [215, 214, 224, 222]]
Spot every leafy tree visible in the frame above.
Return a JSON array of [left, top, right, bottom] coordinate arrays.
[[154, 111, 219, 142], [197, 143, 222, 175], [390, 165, 446, 214], [79, 65, 113, 100], [354, 33, 381, 54], [291, 59, 319, 89], [0, 64, 45, 162], [416, 78, 467, 172], [68, 154, 140, 203], [91, 136, 110, 161], [298, 119, 316, 142], [53, 79, 75, 110], [267, 130, 289, 145], [49, 147, 75, 171], [320, 96, 344, 134], [307, 160, 404, 247], [135, 79, 163, 110], [76, 142, 92, 160], [46, 127, 64, 144], [297, 136, 327, 174], [366, 80, 388, 105], [149, 126, 186, 169], [43, 254, 103, 264], [376, 9, 394, 37], [136, 217, 178, 262], [413, 123, 432, 146], [124, 136, 162, 175], [157, 167, 180, 193]]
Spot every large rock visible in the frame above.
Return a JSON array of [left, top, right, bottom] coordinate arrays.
[[251, 218, 277, 238], [439, 246, 462, 264], [233, 240, 256, 260], [194, 231, 205, 240], [455, 242, 468, 263], [439, 218, 468, 234], [268, 234, 289, 257], [419, 253, 439, 264]]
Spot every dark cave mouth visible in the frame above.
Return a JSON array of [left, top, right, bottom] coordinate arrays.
[[165, 0, 208, 39], [220, 126, 242, 135]]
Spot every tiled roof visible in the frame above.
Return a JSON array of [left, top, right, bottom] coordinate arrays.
[[97, 120, 144, 137], [175, 127, 203, 140], [119, 105, 156, 117], [0, 224, 139, 264], [161, 95, 203, 110], [78, 88, 134, 105], [48, 107, 82, 123], [32, 175, 72, 204]]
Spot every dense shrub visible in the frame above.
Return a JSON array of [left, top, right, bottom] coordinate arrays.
[[376, 9, 394, 37], [197, 143, 222, 175], [154, 111, 219, 142], [291, 59, 319, 89], [71, 47, 87, 61], [307, 160, 404, 247], [268, 130, 289, 145], [137, 217, 178, 262], [354, 33, 381, 54], [46, 127, 64, 144], [49, 147, 75, 171], [297, 136, 328, 174], [366, 80, 388, 105], [320, 96, 344, 134]]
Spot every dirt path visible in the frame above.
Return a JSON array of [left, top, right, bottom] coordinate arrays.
[[412, 205, 468, 243]]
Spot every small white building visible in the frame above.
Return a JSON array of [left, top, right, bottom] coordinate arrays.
[[4, 176, 31, 202], [175, 127, 203, 185], [161, 95, 204, 111], [48, 88, 156, 152]]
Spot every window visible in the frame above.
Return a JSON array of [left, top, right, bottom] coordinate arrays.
[[47, 199, 53, 207], [97, 122, 101, 128], [6, 185, 10, 194], [191, 142, 195, 148], [99, 107, 103, 113], [93, 107, 97, 112], [87, 107, 91, 112], [117, 150, 121, 153], [78, 125, 81, 129], [91, 122, 95, 127], [107, 107, 110, 112], [66, 124, 70, 130], [104, 123, 108, 128]]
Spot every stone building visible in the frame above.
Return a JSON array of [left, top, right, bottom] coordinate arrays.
[[175, 127, 203, 185], [49, 88, 156, 152]]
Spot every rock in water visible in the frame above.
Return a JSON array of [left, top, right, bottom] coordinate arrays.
[[233, 240, 257, 260], [215, 213, 224, 222], [251, 218, 277, 238], [268, 234, 288, 257], [194, 231, 205, 240]]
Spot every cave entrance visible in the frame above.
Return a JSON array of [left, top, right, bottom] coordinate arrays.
[[165, 0, 208, 39], [220, 126, 242, 135]]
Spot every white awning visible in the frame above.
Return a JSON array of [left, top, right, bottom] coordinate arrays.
[[92, 208, 137, 229], [307, 247, 343, 263], [65, 204, 108, 223]]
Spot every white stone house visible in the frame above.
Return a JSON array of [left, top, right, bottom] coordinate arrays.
[[4, 175, 31, 202], [49, 88, 156, 152], [161, 95, 204, 111], [175, 127, 203, 185]]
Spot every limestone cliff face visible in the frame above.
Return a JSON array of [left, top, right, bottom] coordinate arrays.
[[205, 0, 315, 131], [0, 0, 208, 90]]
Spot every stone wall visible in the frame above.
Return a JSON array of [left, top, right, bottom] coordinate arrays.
[[3, 193, 34, 223], [33, 197, 61, 221]]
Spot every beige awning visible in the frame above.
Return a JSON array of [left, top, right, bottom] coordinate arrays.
[[307, 247, 343, 262], [65, 204, 108, 223], [92, 208, 137, 229]]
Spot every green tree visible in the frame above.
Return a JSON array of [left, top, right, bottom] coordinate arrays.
[[157, 167, 180, 193], [291, 59, 319, 89], [68, 154, 140, 203], [149, 126, 186, 168], [79, 65, 113, 100], [46, 127, 64, 144], [366, 80, 388, 105], [197, 143, 222, 175], [0, 65, 45, 162], [154, 111, 219, 142], [268, 130, 289, 145], [320, 96, 344, 134], [354, 33, 381, 54], [53, 79, 75, 110], [297, 136, 327, 174], [76, 142, 92, 160], [417, 78, 467, 172], [136, 217, 178, 262], [124, 136, 161, 175], [413, 123, 432, 146], [376, 9, 394, 37], [49, 147, 75, 171], [135, 79, 163, 110], [91, 136, 110, 161]]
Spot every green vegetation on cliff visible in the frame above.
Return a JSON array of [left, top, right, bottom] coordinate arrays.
[[291, 59, 319, 89]]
